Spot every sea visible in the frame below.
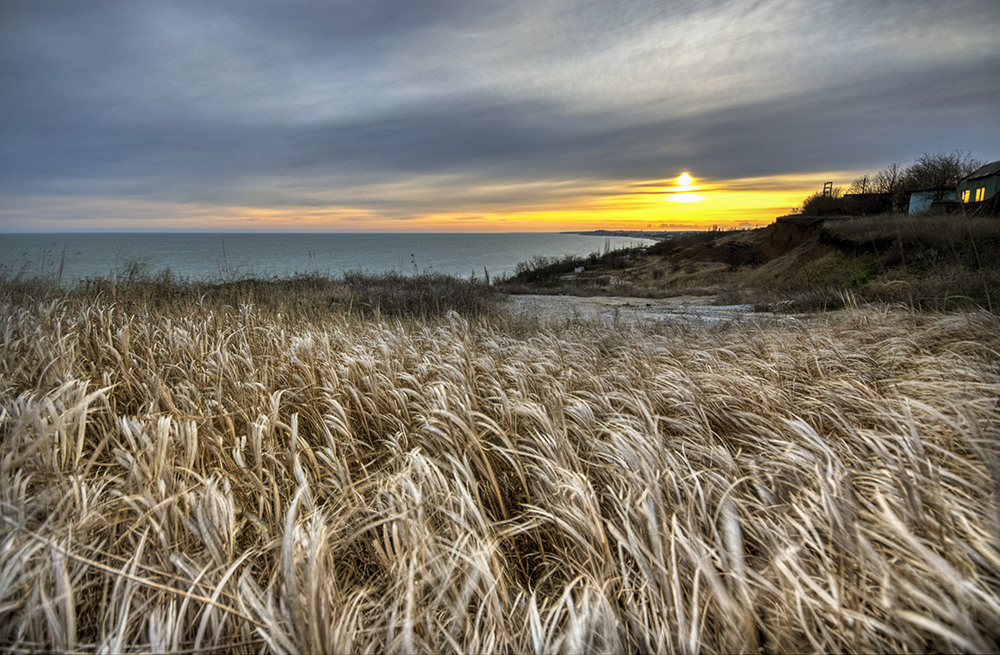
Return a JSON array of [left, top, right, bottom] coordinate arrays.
[[0, 232, 654, 284]]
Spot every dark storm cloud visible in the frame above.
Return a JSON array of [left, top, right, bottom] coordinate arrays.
[[1, 0, 998, 223], [680, 56, 1000, 180]]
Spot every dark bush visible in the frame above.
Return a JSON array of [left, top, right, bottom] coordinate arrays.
[[338, 271, 500, 318], [800, 189, 846, 216], [503, 254, 593, 286]]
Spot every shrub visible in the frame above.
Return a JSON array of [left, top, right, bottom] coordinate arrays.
[[337, 271, 500, 318], [502, 254, 594, 287], [800, 188, 846, 215]]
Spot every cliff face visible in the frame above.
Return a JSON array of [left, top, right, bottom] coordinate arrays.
[[759, 215, 826, 260]]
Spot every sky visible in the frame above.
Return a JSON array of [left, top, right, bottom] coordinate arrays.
[[2, 0, 998, 232]]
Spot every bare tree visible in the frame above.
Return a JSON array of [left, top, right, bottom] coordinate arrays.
[[845, 165, 899, 214], [871, 162, 902, 195], [902, 151, 984, 192], [848, 174, 871, 195]]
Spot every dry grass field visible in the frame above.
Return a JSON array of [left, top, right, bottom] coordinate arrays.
[[2, 279, 1000, 652]]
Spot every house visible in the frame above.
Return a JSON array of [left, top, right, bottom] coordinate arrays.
[[908, 187, 957, 215], [957, 160, 1000, 207]]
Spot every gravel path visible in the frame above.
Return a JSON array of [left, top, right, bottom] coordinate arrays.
[[506, 294, 798, 326]]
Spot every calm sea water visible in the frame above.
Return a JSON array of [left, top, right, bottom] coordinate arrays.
[[0, 233, 653, 284]]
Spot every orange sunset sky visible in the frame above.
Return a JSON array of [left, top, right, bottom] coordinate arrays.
[[3, 172, 840, 232]]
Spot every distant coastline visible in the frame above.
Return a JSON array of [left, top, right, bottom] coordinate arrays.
[[562, 229, 685, 241]]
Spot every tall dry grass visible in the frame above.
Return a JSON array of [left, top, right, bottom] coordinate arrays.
[[2, 283, 1000, 652]]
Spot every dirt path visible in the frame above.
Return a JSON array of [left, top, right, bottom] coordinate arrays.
[[505, 294, 794, 326]]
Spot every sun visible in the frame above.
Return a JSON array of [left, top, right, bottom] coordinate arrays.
[[665, 171, 703, 202]]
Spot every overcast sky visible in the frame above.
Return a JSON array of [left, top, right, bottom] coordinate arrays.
[[2, 0, 998, 231]]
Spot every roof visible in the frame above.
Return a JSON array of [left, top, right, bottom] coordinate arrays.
[[962, 160, 1000, 181]]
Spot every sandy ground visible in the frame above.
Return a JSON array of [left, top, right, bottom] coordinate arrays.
[[506, 294, 799, 326]]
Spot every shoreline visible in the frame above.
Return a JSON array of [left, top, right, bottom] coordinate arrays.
[[560, 229, 681, 241]]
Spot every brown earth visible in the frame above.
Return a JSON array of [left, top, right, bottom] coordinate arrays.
[[501, 213, 1000, 311]]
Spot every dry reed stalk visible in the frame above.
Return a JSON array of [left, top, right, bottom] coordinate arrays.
[[1, 285, 999, 652]]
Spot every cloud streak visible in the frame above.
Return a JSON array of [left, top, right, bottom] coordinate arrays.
[[1, 0, 997, 230]]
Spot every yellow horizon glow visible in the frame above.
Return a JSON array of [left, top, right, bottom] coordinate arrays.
[[1, 172, 858, 232]]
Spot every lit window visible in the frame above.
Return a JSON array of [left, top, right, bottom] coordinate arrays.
[[976, 187, 986, 202], [962, 189, 971, 202]]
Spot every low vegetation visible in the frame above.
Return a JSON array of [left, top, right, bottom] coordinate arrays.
[[2, 277, 1000, 652], [2, 270, 500, 321], [504, 212, 1000, 312], [746, 213, 1000, 311]]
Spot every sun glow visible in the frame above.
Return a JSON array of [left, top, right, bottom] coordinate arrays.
[[669, 192, 704, 203], [666, 172, 702, 203]]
